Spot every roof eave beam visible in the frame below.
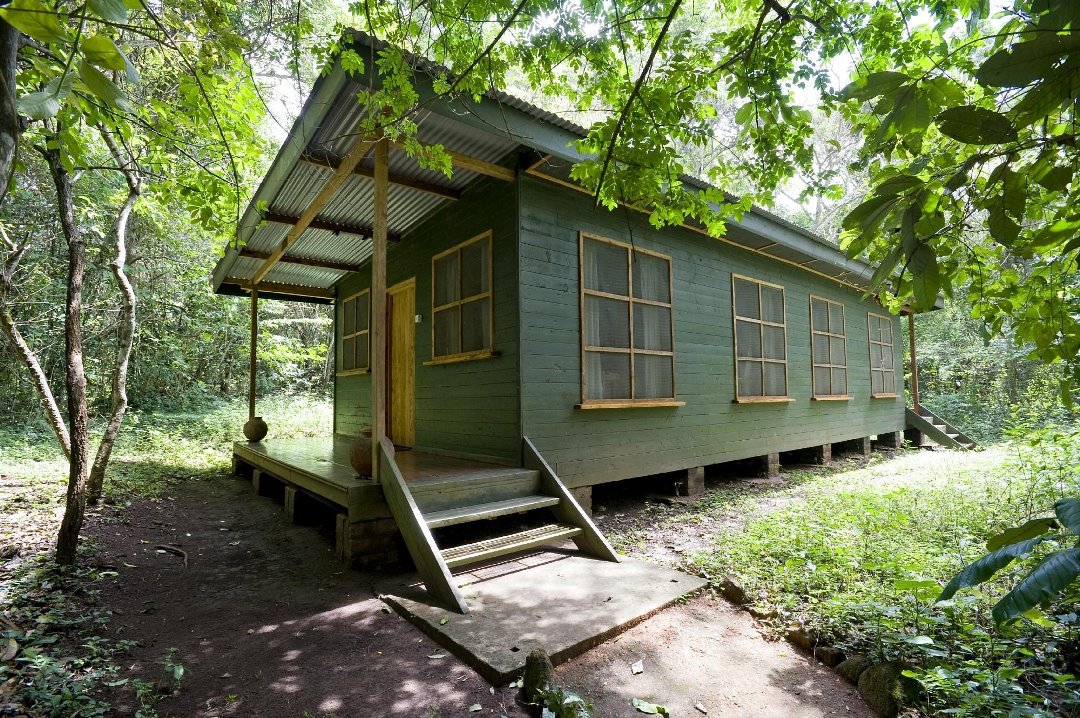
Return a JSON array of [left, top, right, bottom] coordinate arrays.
[[261, 211, 400, 242], [301, 151, 461, 200], [225, 280, 335, 300], [390, 141, 515, 182], [237, 249, 361, 273]]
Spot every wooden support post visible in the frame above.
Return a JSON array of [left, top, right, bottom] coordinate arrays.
[[569, 486, 593, 516], [908, 312, 920, 413], [760, 452, 781, 478], [674, 467, 705, 497], [874, 431, 905, 449], [370, 137, 389, 483], [248, 288, 258, 421]]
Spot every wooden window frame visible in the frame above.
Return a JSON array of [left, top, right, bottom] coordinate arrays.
[[337, 288, 370, 376], [578, 231, 683, 409], [810, 295, 849, 400], [732, 274, 792, 403], [868, 311, 898, 398], [429, 231, 494, 363]]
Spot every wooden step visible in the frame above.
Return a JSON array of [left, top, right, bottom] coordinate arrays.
[[424, 495, 560, 529], [441, 523, 582, 568], [410, 468, 542, 513], [947, 433, 960, 439]]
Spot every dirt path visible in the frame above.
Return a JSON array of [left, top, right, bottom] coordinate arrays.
[[84, 469, 875, 717]]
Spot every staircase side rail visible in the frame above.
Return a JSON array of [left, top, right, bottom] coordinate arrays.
[[378, 437, 470, 614], [915, 406, 976, 446], [905, 408, 972, 450], [523, 436, 620, 562]]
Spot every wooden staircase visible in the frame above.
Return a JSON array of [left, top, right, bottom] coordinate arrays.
[[377, 437, 619, 613], [905, 407, 976, 450]]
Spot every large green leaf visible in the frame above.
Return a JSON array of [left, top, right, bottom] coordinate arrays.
[[876, 175, 924, 197], [986, 517, 1059, 550], [991, 548, 1080, 623], [0, 0, 68, 44], [88, 0, 128, 23], [837, 71, 910, 103], [78, 60, 133, 112], [977, 34, 1080, 88], [16, 73, 73, 120], [935, 106, 1018, 145], [988, 204, 1020, 246], [842, 194, 899, 235], [1055, 498, 1080, 536], [81, 35, 128, 71], [938, 535, 1058, 601], [909, 244, 939, 309], [869, 244, 902, 289]]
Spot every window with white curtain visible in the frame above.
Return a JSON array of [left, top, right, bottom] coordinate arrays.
[[810, 296, 848, 397], [868, 312, 896, 396], [339, 289, 369, 373], [431, 232, 492, 360], [580, 232, 675, 404], [733, 275, 788, 399]]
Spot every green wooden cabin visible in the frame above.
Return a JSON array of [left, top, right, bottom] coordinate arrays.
[[211, 34, 914, 611]]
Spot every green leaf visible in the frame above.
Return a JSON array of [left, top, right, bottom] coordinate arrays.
[[938, 535, 1057, 602], [842, 194, 900, 236], [78, 60, 133, 112], [81, 34, 127, 71], [977, 34, 1080, 88], [88, 0, 128, 23], [986, 517, 1059, 550], [909, 244, 939, 309], [875, 175, 924, 197], [935, 106, 1018, 145], [1054, 498, 1080, 535], [837, 71, 910, 103], [869, 245, 902, 289], [631, 698, 670, 715], [1037, 166, 1072, 193], [988, 204, 1020, 246], [16, 73, 73, 120], [992, 548, 1080, 623], [0, 0, 68, 44]]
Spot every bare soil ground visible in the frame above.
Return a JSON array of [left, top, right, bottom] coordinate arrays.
[[5, 453, 893, 717]]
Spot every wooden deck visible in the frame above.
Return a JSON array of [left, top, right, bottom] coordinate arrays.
[[232, 435, 519, 520]]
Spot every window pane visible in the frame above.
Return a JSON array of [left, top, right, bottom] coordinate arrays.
[[461, 239, 489, 298], [584, 295, 630, 348], [584, 238, 629, 295], [736, 319, 761, 359], [733, 278, 759, 319], [763, 362, 787, 396], [633, 304, 672, 351], [830, 336, 846, 366], [460, 297, 491, 353], [342, 336, 356, 371], [829, 303, 844, 334], [354, 293, 369, 331], [738, 360, 762, 397], [585, 351, 631, 400], [832, 368, 847, 395], [761, 285, 784, 324], [881, 346, 894, 369], [813, 366, 830, 395], [872, 371, 884, 394], [884, 372, 896, 394], [633, 253, 670, 303], [812, 332, 829, 360], [811, 299, 828, 332], [343, 297, 356, 336], [881, 321, 892, 344], [763, 325, 786, 360], [355, 333, 369, 370], [635, 354, 673, 399], [434, 253, 460, 307], [870, 343, 882, 369], [433, 307, 460, 357]]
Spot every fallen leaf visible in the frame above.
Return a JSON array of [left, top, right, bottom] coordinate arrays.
[[631, 659, 644, 675], [508, 678, 523, 688], [380, 606, 391, 614], [468, 704, 482, 712], [695, 702, 708, 714], [632, 698, 670, 715], [0, 639, 17, 662], [122, 563, 136, 568], [427, 653, 446, 659], [439, 617, 449, 625]]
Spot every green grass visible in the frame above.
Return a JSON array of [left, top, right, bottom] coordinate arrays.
[[679, 436, 1080, 717]]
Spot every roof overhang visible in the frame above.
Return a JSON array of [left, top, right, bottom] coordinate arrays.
[[211, 31, 880, 302]]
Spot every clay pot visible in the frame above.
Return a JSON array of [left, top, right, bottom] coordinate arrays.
[[243, 416, 268, 442], [350, 428, 374, 478]]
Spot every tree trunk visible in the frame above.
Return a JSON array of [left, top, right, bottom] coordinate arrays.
[[88, 127, 140, 503], [0, 19, 19, 211], [43, 136, 91, 567]]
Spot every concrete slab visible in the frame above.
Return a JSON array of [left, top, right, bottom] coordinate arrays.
[[379, 551, 707, 683]]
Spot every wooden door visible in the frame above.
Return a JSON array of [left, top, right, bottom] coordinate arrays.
[[387, 279, 416, 447]]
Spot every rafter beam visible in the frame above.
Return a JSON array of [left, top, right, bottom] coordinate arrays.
[[301, 151, 461, 200], [262, 212, 400, 243], [252, 137, 377, 285], [238, 249, 361, 273], [390, 141, 515, 182], [226, 279, 334, 300]]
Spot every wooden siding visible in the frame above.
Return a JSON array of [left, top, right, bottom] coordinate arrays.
[[517, 175, 905, 487], [334, 176, 521, 462]]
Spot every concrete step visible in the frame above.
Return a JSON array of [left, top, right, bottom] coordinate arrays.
[[424, 495, 560, 529], [441, 523, 582, 569]]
